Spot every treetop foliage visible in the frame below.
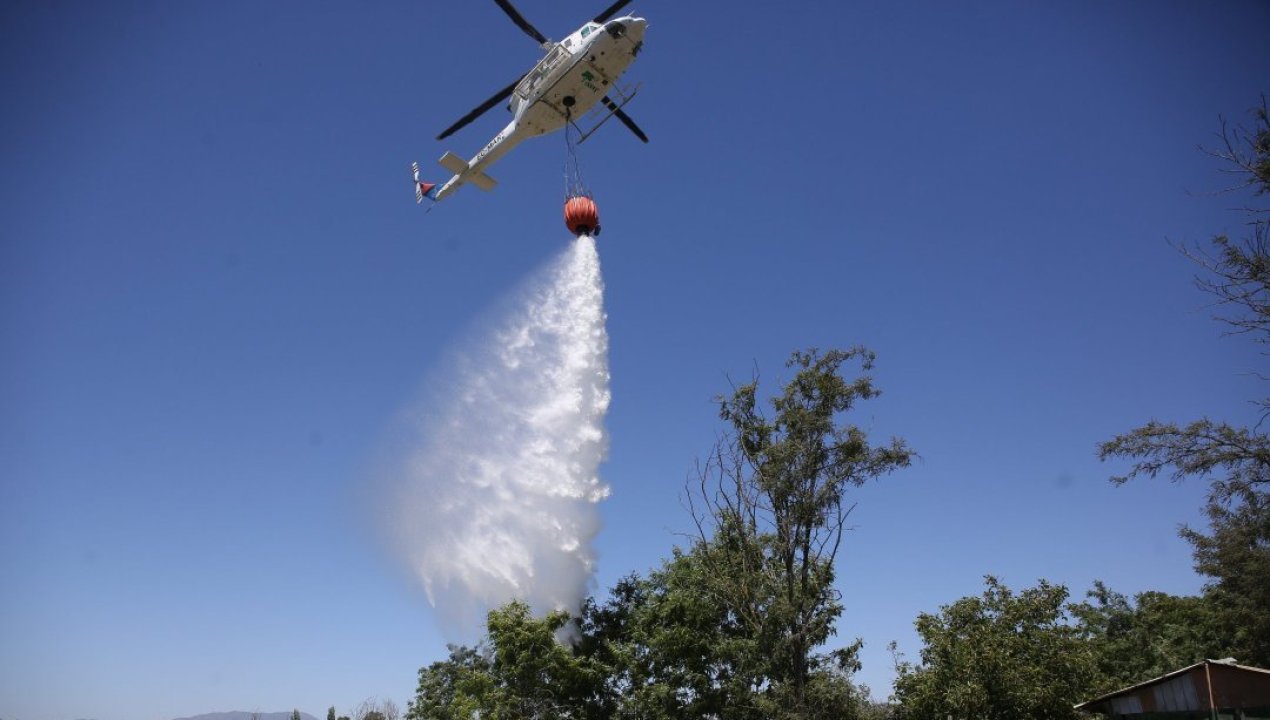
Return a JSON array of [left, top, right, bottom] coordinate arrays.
[[893, 576, 1095, 720], [1099, 99, 1270, 668]]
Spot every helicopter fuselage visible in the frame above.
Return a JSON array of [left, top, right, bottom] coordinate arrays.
[[431, 16, 646, 202]]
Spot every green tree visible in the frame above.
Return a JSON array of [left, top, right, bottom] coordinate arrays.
[[1185, 488, 1270, 665], [574, 348, 908, 719], [892, 576, 1095, 720], [1099, 99, 1270, 666], [1072, 581, 1228, 693], [351, 698, 399, 720], [581, 549, 875, 720], [291, 711, 301, 720], [680, 347, 911, 717], [407, 601, 606, 719], [327, 707, 336, 720], [546, 348, 909, 719], [407, 643, 495, 720], [855, 696, 895, 720], [585, 552, 767, 719], [484, 600, 607, 718]]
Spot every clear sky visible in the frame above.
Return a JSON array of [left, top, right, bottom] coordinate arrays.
[[3, 1, 1268, 718]]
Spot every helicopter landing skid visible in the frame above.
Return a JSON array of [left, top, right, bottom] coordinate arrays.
[[570, 83, 641, 144]]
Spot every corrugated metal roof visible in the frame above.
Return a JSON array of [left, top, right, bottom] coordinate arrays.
[[1075, 659, 1270, 713]]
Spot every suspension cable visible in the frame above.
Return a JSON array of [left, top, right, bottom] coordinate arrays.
[[563, 113, 590, 200]]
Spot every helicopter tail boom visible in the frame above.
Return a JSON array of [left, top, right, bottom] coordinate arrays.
[[413, 153, 498, 203], [438, 151, 497, 191]]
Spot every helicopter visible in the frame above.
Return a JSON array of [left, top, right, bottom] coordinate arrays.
[[413, 0, 648, 204]]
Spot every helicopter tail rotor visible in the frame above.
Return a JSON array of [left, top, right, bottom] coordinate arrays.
[[412, 161, 440, 203]]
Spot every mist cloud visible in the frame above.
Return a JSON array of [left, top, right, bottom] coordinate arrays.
[[383, 236, 610, 631]]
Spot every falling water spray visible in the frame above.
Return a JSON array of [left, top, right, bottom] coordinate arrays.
[[384, 236, 610, 631]]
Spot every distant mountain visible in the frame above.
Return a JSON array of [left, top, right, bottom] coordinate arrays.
[[173, 712, 320, 720]]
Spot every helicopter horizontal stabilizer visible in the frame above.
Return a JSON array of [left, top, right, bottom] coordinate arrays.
[[434, 151, 496, 192], [439, 151, 469, 175], [468, 171, 497, 191]]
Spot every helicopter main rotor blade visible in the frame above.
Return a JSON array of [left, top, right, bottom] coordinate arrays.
[[593, 0, 633, 23], [601, 96, 649, 143], [493, 0, 549, 45], [437, 74, 526, 141]]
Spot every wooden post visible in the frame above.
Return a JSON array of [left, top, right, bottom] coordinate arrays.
[[1205, 660, 1217, 720]]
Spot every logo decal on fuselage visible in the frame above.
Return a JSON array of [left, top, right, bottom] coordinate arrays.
[[476, 130, 506, 163]]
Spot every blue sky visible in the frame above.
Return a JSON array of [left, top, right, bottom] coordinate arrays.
[[3, 1, 1268, 718]]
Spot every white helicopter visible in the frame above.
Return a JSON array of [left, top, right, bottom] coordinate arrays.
[[413, 0, 648, 204]]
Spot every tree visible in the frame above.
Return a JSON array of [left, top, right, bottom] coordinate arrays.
[[291, 711, 302, 720], [407, 643, 495, 720], [1184, 488, 1270, 665], [352, 698, 400, 720], [1071, 581, 1228, 693], [1099, 99, 1270, 666], [684, 347, 912, 717], [584, 551, 769, 719], [327, 707, 336, 720], [855, 696, 895, 720], [579, 549, 876, 720], [407, 601, 606, 719], [483, 600, 606, 718], [892, 576, 1095, 720]]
